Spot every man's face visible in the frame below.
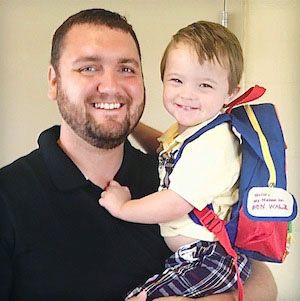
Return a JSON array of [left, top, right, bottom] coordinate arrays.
[[49, 24, 145, 149]]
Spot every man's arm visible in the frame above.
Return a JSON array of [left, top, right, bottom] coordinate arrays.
[[191, 260, 277, 301], [131, 122, 162, 154], [241, 260, 277, 301], [128, 261, 277, 301]]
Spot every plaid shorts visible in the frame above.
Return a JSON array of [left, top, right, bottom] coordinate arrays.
[[126, 240, 251, 300]]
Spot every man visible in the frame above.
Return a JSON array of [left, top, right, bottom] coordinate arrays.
[[0, 8, 276, 301]]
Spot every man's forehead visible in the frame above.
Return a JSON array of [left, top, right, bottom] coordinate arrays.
[[65, 24, 134, 48], [61, 23, 140, 60]]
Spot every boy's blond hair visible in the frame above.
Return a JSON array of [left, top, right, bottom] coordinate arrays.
[[160, 21, 243, 94]]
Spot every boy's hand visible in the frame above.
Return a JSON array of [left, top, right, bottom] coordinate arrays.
[[99, 180, 131, 218]]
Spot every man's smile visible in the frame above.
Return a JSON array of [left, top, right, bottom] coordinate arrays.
[[93, 102, 123, 110]]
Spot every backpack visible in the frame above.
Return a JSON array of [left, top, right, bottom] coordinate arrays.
[[171, 85, 297, 301]]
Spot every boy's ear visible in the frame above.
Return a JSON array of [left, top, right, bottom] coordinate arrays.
[[47, 65, 58, 100], [225, 86, 240, 105]]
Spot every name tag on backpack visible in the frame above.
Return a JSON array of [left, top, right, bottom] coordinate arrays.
[[246, 187, 297, 221]]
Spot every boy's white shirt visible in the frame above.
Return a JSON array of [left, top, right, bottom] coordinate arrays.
[[158, 114, 241, 241]]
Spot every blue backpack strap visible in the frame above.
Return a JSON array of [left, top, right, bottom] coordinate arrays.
[[172, 113, 232, 225], [173, 113, 231, 165]]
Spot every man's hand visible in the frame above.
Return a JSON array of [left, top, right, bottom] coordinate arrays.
[[151, 296, 189, 301], [127, 291, 204, 301], [126, 290, 147, 301], [127, 292, 191, 301], [99, 180, 131, 218]]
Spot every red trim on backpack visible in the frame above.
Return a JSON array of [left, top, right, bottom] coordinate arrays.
[[225, 85, 266, 113]]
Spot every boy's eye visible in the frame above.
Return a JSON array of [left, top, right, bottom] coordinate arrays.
[[199, 83, 213, 88], [170, 78, 182, 84]]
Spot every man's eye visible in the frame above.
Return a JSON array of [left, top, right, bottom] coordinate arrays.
[[79, 66, 97, 73], [122, 67, 135, 73], [199, 83, 213, 88]]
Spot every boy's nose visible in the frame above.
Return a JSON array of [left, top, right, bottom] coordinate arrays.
[[180, 85, 197, 100]]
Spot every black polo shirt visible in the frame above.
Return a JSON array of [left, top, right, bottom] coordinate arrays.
[[0, 126, 171, 301]]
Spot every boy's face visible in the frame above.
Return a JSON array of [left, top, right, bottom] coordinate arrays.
[[162, 42, 237, 133]]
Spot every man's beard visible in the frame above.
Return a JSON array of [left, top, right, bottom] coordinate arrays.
[[56, 84, 144, 149]]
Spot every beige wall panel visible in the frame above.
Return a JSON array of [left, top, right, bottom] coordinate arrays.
[[0, 0, 244, 166], [1, 0, 299, 300], [243, 1, 300, 300]]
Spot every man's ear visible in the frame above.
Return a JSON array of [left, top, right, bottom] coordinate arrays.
[[225, 86, 240, 105], [47, 65, 58, 100]]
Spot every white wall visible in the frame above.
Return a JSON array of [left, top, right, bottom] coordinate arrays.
[[243, 1, 300, 300], [0, 0, 238, 165], [0, 1, 299, 300]]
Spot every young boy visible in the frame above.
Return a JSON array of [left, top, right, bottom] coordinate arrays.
[[99, 21, 251, 300]]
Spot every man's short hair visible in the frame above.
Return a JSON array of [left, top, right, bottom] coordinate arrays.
[[50, 8, 141, 72]]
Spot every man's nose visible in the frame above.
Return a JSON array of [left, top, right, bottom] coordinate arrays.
[[97, 69, 118, 93]]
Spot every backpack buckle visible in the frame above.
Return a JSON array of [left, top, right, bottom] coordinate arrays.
[[195, 208, 225, 235]]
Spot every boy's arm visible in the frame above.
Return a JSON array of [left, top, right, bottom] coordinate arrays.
[[131, 122, 162, 154], [128, 260, 277, 301], [99, 180, 193, 224]]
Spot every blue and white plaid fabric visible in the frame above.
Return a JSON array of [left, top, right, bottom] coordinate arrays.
[[126, 240, 251, 300]]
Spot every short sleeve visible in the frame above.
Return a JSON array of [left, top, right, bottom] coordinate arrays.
[[168, 124, 241, 209]]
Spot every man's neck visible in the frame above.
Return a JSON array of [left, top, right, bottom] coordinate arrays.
[[58, 123, 124, 189]]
